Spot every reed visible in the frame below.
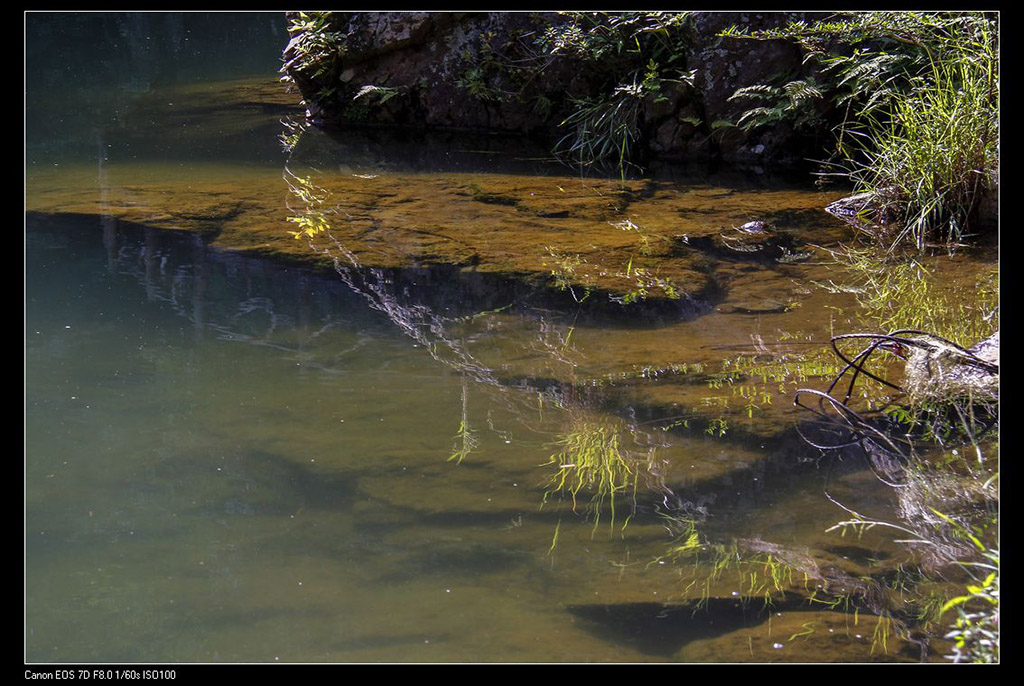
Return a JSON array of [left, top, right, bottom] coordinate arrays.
[[722, 12, 998, 250], [555, 82, 647, 176]]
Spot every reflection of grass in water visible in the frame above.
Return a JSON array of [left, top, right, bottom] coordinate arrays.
[[674, 541, 808, 610], [701, 341, 851, 424], [541, 418, 644, 537], [447, 381, 478, 464], [447, 417, 478, 464], [820, 246, 999, 346], [659, 522, 833, 616]]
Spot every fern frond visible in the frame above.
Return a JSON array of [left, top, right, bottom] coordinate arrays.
[[784, 79, 823, 102], [737, 106, 785, 130], [728, 84, 782, 102]]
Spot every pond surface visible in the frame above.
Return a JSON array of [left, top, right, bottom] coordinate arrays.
[[26, 13, 983, 664]]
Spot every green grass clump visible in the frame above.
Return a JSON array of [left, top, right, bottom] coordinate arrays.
[[722, 12, 998, 251], [942, 546, 999, 663], [846, 54, 997, 250], [556, 82, 648, 175]]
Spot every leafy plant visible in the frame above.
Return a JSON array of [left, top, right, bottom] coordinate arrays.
[[283, 168, 333, 240], [456, 65, 503, 102], [542, 13, 695, 174], [281, 12, 347, 84], [555, 79, 649, 174], [353, 84, 400, 105], [728, 78, 826, 133], [544, 247, 592, 303], [612, 266, 680, 305], [448, 382, 479, 464], [942, 546, 999, 663], [541, 12, 693, 71]]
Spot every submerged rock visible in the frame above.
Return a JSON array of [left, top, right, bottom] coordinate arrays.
[[672, 221, 808, 263], [969, 330, 999, 366], [736, 220, 768, 233], [824, 191, 896, 234]]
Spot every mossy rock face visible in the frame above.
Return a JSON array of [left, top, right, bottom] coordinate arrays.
[[281, 11, 833, 166]]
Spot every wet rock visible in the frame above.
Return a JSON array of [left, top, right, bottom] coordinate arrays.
[[736, 220, 768, 233], [686, 12, 819, 164], [970, 330, 999, 366], [824, 191, 885, 233]]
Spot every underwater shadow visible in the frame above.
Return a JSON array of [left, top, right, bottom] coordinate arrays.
[[566, 598, 778, 657]]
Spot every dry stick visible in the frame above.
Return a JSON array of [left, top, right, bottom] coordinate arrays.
[[796, 327, 998, 490], [828, 332, 917, 401], [794, 388, 910, 488]]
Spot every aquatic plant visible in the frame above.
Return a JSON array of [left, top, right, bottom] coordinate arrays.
[[448, 380, 479, 464], [652, 521, 957, 657], [694, 336, 849, 431], [703, 416, 729, 438], [544, 247, 592, 303], [283, 168, 334, 240], [542, 420, 635, 534], [613, 265, 681, 305], [656, 532, 831, 614]]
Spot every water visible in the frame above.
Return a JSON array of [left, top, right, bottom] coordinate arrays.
[[27, 211, 887, 662], [26, 12, 975, 663]]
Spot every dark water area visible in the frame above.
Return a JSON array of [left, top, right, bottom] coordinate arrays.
[[25, 12, 288, 166], [26, 12, 987, 664], [25, 13, 285, 90]]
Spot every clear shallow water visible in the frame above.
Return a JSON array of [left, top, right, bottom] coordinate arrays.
[[25, 213, 910, 663], [26, 12, 965, 663]]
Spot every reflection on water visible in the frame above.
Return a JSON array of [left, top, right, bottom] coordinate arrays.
[[24, 208, 927, 663], [26, 12, 971, 664]]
